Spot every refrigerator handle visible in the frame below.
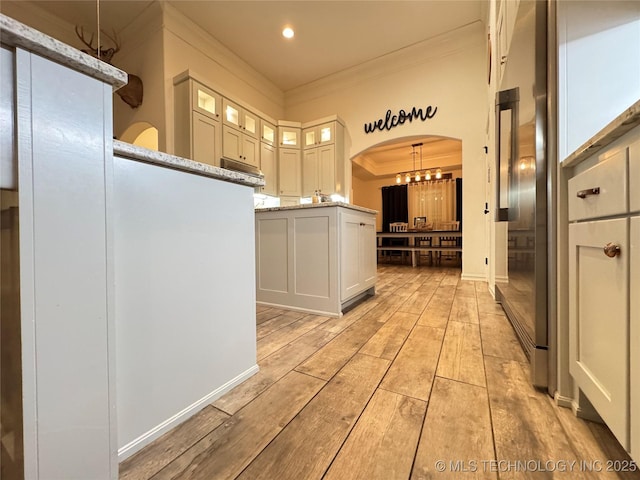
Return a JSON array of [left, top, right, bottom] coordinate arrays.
[[495, 87, 519, 222]]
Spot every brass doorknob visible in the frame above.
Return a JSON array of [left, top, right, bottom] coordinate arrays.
[[603, 243, 620, 258]]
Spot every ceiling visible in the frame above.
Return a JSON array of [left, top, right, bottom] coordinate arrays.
[[27, 0, 482, 178]]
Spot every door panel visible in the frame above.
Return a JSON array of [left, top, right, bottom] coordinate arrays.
[[569, 218, 629, 449]]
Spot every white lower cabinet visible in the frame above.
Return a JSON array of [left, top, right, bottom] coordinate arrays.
[[255, 204, 376, 316], [566, 128, 640, 461], [631, 215, 639, 461], [340, 210, 377, 301], [569, 218, 629, 449]]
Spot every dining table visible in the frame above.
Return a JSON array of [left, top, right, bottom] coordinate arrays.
[[376, 229, 462, 266]]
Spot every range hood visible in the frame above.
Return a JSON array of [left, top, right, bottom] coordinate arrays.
[[220, 157, 263, 179]]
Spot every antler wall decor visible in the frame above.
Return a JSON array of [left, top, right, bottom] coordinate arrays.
[[75, 25, 144, 109]]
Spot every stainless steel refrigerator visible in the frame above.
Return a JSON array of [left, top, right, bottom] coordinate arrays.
[[494, 0, 554, 391]]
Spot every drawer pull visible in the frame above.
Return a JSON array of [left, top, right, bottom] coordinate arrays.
[[576, 187, 600, 199], [603, 242, 621, 258]]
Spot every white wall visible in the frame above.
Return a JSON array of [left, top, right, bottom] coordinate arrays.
[[558, 1, 640, 160], [286, 22, 489, 280]]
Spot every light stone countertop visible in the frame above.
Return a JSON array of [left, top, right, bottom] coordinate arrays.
[[1, 14, 127, 89], [563, 98, 640, 167], [256, 201, 377, 215], [114, 141, 265, 188]]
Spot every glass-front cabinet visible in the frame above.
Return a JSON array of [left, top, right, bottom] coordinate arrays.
[[261, 120, 276, 146], [192, 81, 221, 120], [303, 122, 335, 149], [222, 98, 258, 139], [279, 125, 301, 148]]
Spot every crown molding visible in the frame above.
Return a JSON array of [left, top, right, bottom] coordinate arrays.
[[161, 2, 283, 106], [284, 20, 485, 110]]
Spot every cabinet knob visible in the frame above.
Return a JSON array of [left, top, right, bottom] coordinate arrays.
[[603, 242, 621, 258]]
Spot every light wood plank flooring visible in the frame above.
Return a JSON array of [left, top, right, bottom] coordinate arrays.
[[120, 265, 639, 480]]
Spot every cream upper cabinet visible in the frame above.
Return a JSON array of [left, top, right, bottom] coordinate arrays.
[[259, 142, 277, 197], [222, 98, 258, 139], [174, 76, 222, 167], [303, 122, 335, 149], [278, 148, 301, 197], [301, 119, 344, 197], [222, 125, 259, 167], [192, 82, 221, 120], [278, 125, 301, 149], [302, 144, 336, 197], [261, 120, 276, 146]]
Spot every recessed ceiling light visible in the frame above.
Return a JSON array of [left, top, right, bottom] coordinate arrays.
[[282, 26, 294, 39]]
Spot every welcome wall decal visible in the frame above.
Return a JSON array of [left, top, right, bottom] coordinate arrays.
[[364, 105, 438, 134]]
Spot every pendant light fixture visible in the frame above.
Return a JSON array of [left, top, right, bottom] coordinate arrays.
[[396, 141, 445, 183]]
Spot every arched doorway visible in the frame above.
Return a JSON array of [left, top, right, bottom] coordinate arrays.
[[120, 122, 159, 151], [351, 135, 462, 232]]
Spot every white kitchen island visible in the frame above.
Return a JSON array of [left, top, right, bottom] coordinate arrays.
[[255, 202, 377, 317]]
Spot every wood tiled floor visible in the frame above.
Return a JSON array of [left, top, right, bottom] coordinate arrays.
[[120, 265, 639, 480]]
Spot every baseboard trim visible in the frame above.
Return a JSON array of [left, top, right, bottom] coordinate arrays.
[[554, 393, 573, 409], [461, 273, 486, 281], [495, 275, 509, 283], [256, 301, 341, 318], [571, 400, 603, 423], [117, 364, 259, 461]]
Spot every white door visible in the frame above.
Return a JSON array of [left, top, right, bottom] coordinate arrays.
[[569, 218, 629, 449]]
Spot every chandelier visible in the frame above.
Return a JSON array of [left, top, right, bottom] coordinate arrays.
[[396, 142, 442, 184]]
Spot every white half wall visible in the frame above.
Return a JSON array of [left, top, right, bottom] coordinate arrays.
[[113, 157, 257, 459]]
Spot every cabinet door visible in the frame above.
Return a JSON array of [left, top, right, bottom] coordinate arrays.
[[302, 148, 319, 196], [260, 143, 277, 196], [192, 111, 220, 167], [318, 144, 336, 194], [279, 148, 301, 196], [340, 212, 362, 301], [359, 217, 377, 288], [222, 125, 242, 162], [222, 98, 241, 130], [242, 110, 259, 139], [340, 211, 376, 301], [279, 126, 300, 148], [569, 218, 629, 449], [631, 216, 639, 462], [261, 120, 276, 146], [241, 134, 259, 167], [317, 122, 335, 146], [192, 81, 221, 120]]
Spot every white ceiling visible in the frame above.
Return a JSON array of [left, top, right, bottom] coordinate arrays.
[[27, 0, 482, 177], [30, 0, 484, 92]]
